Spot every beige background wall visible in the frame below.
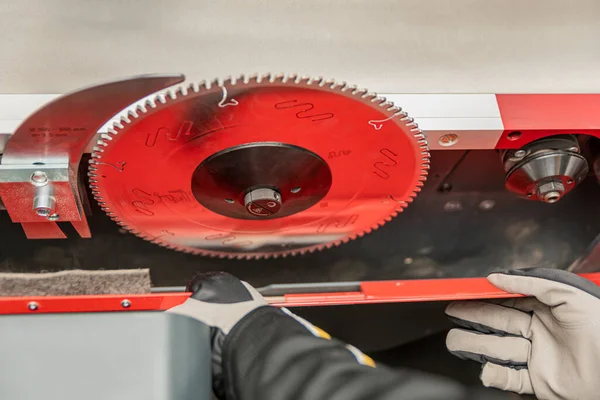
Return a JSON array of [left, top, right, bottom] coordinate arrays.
[[1, 0, 599, 94]]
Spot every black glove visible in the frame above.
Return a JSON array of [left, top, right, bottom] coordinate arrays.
[[167, 272, 267, 398]]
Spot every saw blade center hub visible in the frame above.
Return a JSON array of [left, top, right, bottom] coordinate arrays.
[[244, 188, 282, 217]]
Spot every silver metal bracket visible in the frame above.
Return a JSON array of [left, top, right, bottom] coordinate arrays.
[[0, 74, 185, 239]]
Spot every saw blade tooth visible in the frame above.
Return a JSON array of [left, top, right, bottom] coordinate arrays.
[[156, 94, 167, 104], [187, 82, 199, 93], [176, 86, 188, 97], [100, 133, 113, 142], [127, 109, 138, 119], [362, 93, 376, 101], [135, 104, 147, 114], [236, 74, 247, 84], [165, 90, 177, 100], [352, 87, 368, 96], [197, 80, 210, 90], [322, 78, 335, 87], [246, 73, 259, 83], [144, 98, 157, 109], [330, 80, 345, 90], [298, 75, 311, 85], [221, 76, 235, 86], [228, 75, 239, 85]]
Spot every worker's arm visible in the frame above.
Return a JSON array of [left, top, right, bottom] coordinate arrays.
[[169, 272, 482, 400]]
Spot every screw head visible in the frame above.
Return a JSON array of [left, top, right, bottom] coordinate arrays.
[[507, 131, 522, 141], [28, 302, 39, 311], [438, 133, 459, 147], [30, 171, 48, 186], [568, 146, 579, 153], [479, 200, 496, 210], [47, 213, 60, 221], [443, 200, 462, 212], [513, 149, 527, 158], [121, 299, 131, 308]]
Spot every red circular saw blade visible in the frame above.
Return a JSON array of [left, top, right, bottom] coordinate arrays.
[[89, 75, 429, 258]]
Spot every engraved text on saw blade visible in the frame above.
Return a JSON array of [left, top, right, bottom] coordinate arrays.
[[29, 125, 85, 138], [373, 148, 398, 179], [146, 120, 227, 147], [274, 100, 334, 122], [204, 233, 253, 248], [153, 190, 194, 204], [131, 188, 155, 216], [316, 214, 359, 233], [95, 160, 127, 172], [218, 85, 239, 107], [328, 150, 351, 159]]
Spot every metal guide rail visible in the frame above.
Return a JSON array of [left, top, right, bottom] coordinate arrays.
[[2, 273, 600, 314]]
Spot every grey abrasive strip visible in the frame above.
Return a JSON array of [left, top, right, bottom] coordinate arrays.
[[0, 269, 151, 296]]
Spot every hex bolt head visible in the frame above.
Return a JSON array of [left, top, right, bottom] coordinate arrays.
[[537, 181, 565, 203]]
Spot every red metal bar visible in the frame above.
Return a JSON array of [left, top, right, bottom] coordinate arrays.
[[1, 273, 600, 314], [495, 94, 600, 149]]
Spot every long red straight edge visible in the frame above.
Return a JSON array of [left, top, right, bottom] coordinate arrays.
[[1, 273, 600, 314]]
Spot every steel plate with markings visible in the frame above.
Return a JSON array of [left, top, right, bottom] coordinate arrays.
[[89, 74, 429, 258]]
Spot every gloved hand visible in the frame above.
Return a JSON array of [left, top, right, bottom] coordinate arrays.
[[445, 268, 600, 400], [167, 272, 268, 398]]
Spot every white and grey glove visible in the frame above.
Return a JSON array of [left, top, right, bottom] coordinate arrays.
[[445, 268, 600, 400], [167, 272, 268, 398]]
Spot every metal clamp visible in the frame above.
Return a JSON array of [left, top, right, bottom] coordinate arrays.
[[0, 74, 184, 238]]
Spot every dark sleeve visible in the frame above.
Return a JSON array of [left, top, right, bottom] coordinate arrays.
[[221, 306, 478, 400]]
